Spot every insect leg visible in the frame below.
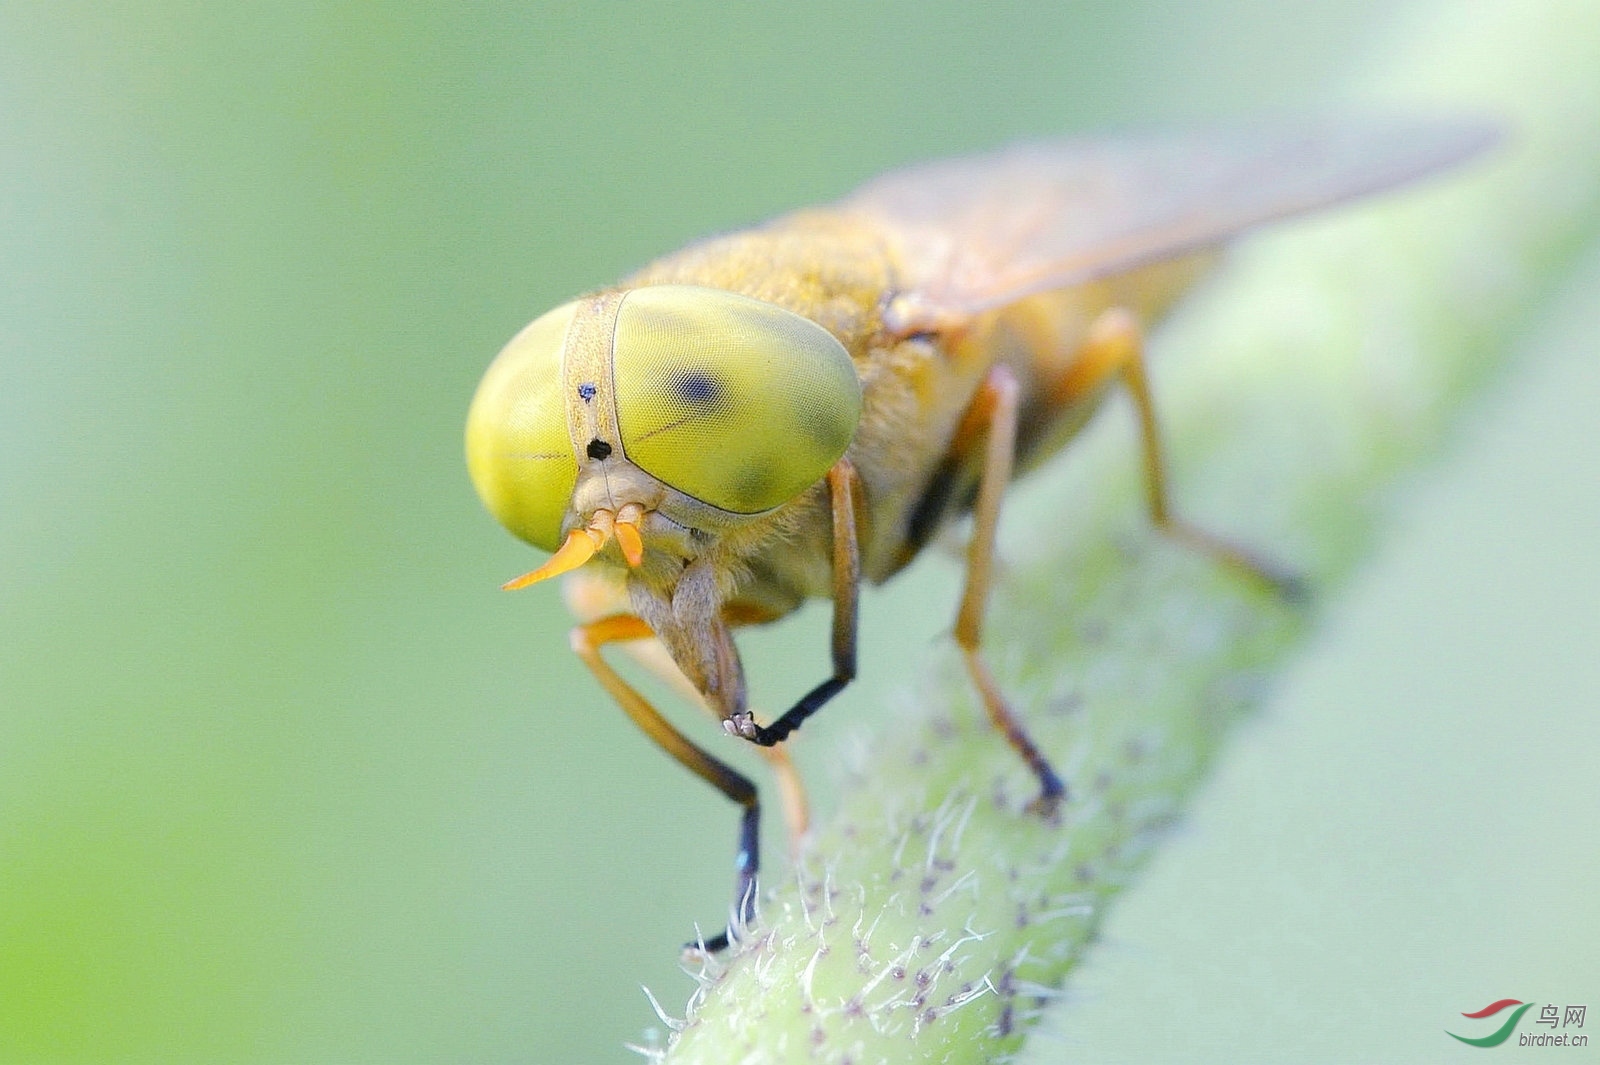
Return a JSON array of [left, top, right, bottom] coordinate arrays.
[[627, 618, 812, 846], [566, 571, 811, 846], [741, 459, 861, 747], [1072, 308, 1304, 597], [955, 364, 1068, 817], [570, 613, 760, 952]]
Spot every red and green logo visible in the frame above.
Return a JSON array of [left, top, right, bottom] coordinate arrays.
[[1448, 999, 1534, 1047]]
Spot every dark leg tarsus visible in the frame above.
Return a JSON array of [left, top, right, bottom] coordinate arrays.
[[692, 802, 761, 954]]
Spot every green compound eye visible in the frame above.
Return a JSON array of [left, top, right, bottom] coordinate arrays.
[[612, 286, 862, 514], [465, 301, 581, 552]]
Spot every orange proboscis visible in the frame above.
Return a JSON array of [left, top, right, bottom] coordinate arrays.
[[503, 527, 601, 589], [503, 508, 648, 590]]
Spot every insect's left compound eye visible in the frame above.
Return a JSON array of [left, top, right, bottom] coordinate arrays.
[[465, 301, 581, 553], [612, 286, 862, 514]]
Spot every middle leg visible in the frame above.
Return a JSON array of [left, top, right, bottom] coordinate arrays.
[[953, 363, 1068, 816]]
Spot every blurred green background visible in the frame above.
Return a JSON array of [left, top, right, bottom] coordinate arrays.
[[3, 2, 1592, 1063]]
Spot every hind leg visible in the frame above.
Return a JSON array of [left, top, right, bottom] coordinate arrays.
[[1060, 307, 1303, 597]]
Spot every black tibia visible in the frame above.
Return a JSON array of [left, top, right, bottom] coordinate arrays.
[[745, 459, 861, 748]]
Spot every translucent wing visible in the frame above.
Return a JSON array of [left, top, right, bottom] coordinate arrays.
[[834, 119, 1496, 329]]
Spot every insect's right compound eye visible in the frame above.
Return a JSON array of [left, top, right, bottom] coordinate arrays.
[[465, 301, 581, 553], [611, 286, 862, 514]]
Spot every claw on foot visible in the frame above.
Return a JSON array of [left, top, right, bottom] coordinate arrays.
[[1024, 771, 1068, 822], [1025, 791, 1065, 822], [724, 712, 760, 741]]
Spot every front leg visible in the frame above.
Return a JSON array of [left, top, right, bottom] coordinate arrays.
[[569, 614, 759, 953], [564, 569, 813, 845], [727, 458, 861, 747]]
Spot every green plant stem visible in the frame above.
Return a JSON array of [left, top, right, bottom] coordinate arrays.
[[653, 2, 1600, 1062]]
